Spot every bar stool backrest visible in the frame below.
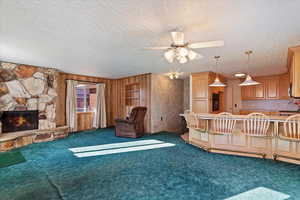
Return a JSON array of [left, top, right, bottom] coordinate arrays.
[[186, 113, 206, 132], [282, 114, 300, 140], [212, 112, 236, 135], [243, 112, 270, 136]]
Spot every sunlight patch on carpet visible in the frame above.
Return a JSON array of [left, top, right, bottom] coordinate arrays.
[[69, 140, 175, 158], [224, 187, 290, 200], [69, 139, 164, 153]]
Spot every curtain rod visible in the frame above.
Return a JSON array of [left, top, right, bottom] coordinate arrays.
[[65, 79, 105, 85]]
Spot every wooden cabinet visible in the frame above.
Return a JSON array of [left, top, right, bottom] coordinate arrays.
[[192, 77, 208, 99], [241, 85, 254, 100], [241, 74, 288, 100], [254, 81, 265, 99], [191, 72, 226, 113], [279, 74, 290, 99], [288, 47, 300, 98], [265, 77, 279, 99]]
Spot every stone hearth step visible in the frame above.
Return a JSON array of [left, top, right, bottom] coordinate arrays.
[[0, 126, 69, 151]]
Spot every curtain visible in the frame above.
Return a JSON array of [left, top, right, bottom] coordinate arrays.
[[66, 80, 78, 132], [93, 83, 107, 128]]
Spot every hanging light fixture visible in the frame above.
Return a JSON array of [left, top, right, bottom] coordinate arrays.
[[164, 49, 175, 63], [209, 56, 226, 87], [239, 51, 260, 86]]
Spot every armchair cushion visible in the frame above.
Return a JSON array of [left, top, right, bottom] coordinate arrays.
[[115, 107, 147, 138]]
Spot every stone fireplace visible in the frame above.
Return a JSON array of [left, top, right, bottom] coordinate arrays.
[[1, 110, 39, 133], [0, 61, 58, 132], [0, 61, 69, 152]]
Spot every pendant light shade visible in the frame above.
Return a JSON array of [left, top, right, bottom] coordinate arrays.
[[239, 50, 260, 86], [209, 56, 226, 87], [209, 76, 226, 87], [239, 74, 260, 86]]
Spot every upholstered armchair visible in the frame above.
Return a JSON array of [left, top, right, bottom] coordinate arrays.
[[115, 107, 147, 138]]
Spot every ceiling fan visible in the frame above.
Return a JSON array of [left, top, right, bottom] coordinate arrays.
[[145, 31, 224, 64]]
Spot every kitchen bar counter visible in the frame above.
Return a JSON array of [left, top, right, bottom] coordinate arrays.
[[181, 113, 300, 165], [181, 113, 288, 122]]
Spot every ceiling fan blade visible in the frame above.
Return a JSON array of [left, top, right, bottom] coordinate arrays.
[[171, 31, 185, 45], [188, 40, 224, 49], [144, 46, 170, 50]]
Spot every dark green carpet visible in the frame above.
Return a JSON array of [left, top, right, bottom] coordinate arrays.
[[1, 128, 300, 200], [0, 151, 26, 168]]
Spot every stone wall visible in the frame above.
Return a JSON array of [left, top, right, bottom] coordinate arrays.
[[150, 74, 184, 133], [0, 61, 58, 131]]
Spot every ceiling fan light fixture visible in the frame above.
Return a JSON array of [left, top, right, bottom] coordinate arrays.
[[178, 47, 189, 57], [179, 56, 188, 64], [164, 49, 175, 63]]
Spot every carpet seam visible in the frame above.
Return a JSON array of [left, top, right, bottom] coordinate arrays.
[[29, 161, 65, 200]]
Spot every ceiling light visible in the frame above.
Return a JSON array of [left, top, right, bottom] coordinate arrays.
[[168, 70, 182, 80], [178, 47, 189, 57], [239, 74, 260, 86], [209, 56, 226, 87], [209, 76, 226, 87], [239, 51, 260, 86], [179, 56, 188, 64], [234, 73, 246, 78], [164, 49, 175, 63]]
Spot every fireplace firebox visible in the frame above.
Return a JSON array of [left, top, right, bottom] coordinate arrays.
[[1, 110, 38, 133]]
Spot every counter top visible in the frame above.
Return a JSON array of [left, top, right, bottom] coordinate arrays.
[[180, 113, 288, 122]]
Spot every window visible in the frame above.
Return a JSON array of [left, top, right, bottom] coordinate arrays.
[[76, 84, 97, 112]]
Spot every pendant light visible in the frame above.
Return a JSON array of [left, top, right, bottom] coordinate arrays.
[[209, 56, 226, 87], [239, 51, 260, 86]]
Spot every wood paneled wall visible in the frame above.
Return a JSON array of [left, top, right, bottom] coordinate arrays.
[[56, 72, 152, 132], [111, 73, 152, 132], [56, 72, 113, 127]]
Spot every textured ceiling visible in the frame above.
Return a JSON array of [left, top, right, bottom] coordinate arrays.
[[1, 0, 300, 78]]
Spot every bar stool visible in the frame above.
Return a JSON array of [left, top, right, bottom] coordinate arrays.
[[242, 113, 270, 137], [274, 114, 300, 161], [186, 113, 207, 133], [280, 114, 300, 140], [210, 112, 237, 135]]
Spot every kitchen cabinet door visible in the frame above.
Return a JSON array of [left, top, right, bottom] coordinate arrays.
[[279, 74, 290, 99], [265, 77, 279, 99], [241, 86, 255, 100], [254, 80, 265, 99]]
